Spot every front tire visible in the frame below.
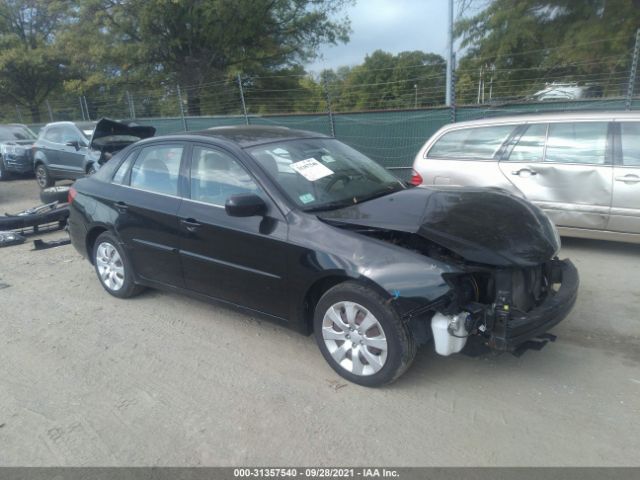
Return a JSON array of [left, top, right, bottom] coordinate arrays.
[[92, 232, 144, 298], [314, 281, 416, 387], [35, 163, 54, 188]]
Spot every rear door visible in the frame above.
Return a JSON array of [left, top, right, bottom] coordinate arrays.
[[499, 121, 613, 230], [115, 142, 186, 287], [38, 126, 62, 170], [609, 121, 640, 234], [420, 124, 518, 189], [177, 144, 290, 318]]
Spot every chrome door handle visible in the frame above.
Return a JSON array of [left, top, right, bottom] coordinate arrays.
[[512, 168, 538, 176], [615, 175, 640, 183], [180, 218, 202, 232]]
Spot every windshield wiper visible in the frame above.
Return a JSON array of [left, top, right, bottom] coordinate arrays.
[[303, 199, 357, 212]]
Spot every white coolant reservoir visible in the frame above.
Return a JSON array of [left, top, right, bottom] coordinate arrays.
[[431, 312, 469, 356]]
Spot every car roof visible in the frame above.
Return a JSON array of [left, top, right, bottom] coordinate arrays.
[[186, 125, 329, 147], [443, 110, 640, 129], [43, 121, 97, 130]]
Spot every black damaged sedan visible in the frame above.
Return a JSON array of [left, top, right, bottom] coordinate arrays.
[[68, 126, 579, 386]]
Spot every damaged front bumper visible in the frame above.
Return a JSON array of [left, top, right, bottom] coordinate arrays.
[[488, 259, 579, 351]]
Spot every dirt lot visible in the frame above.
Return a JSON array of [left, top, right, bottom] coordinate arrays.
[[1, 177, 639, 466]]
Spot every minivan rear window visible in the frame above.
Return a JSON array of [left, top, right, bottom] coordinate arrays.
[[427, 125, 516, 159]]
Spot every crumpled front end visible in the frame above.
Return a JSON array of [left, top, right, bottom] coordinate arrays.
[[427, 257, 578, 356], [1, 141, 34, 174]]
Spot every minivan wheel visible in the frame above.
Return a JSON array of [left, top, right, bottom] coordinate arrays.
[[313, 281, 416, 387], [35, 164, 54, 188], [93, 232, 144, 298]]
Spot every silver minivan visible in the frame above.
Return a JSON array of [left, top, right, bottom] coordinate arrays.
[[412, 111, 640, 243]]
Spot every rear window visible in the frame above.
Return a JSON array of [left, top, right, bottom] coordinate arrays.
[[427, 125, 516, 159]]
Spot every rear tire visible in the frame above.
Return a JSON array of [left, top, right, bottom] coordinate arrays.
[[35, 163, 54, 188], [313, 281, 416, 387], [92, 231, 144, 298]]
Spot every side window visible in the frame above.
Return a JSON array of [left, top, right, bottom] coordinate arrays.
[[112, 150, 138, 184], [427, 125, 516, 159], [620, 122, 640, 167], [545, 122, 608, 165], [43, 126, 61, 143], [190, 146, 260, 206], [60, 126, 81, 144], [506, 124, 547, 162], [129, 145, 183, 196]]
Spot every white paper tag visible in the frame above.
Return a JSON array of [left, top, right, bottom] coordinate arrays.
[[290, 158, 334, 181]]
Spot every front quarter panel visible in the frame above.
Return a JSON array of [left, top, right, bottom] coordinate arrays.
[[286, 212, 458, 327]]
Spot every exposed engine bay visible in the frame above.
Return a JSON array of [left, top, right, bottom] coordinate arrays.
[[345, 226, 571, 356]]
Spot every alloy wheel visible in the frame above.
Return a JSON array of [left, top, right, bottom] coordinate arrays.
[[322, 301, 388, 376], [35, 166, 47, 188], [95, 242, 125, 291]]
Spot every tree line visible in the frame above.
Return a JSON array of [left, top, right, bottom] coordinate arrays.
[[1, 0, 639, 124]]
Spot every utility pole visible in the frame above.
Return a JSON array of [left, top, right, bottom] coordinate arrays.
[[445, 0, 454, 106], [414, 84, 418, 109], [626, 28, 640, 110], [237, 73, 249, 125], [176, 85, 187, 131]]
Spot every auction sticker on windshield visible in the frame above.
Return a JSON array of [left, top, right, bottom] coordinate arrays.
[[290, 158, 334, 181]]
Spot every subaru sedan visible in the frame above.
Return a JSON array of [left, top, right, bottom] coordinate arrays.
[[68, 126, 578, 386]]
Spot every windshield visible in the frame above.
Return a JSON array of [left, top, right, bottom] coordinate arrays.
[[248, 138, 404, 211], [0, 125, 37, 141]]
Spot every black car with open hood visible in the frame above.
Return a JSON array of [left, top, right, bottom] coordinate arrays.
[[67, 126, 579, 387]]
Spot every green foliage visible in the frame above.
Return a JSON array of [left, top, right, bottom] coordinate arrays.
[[455, 0, 640, 103]]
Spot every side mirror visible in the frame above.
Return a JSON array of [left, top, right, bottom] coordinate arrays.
[[225, 193, 267, 217], [65, 140, 80, 150]]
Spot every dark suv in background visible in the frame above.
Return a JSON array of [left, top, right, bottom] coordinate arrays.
[[0, 123, 38, 181], [32, 119, 155, 188], [33, 121, 97, 187]]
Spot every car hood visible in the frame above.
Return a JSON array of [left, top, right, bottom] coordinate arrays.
[[317, 186, 560, 267], [89, 118, 156, 150]]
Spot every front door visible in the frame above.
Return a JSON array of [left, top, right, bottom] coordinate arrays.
[[499, 121, 613, 230], [177, 144, 289, 319], [609, 121, 640, 234], [58, 125, 88, 177], [115, 143, 186, 286]]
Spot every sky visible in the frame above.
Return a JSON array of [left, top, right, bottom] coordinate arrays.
[[306, 0, 451, 73]]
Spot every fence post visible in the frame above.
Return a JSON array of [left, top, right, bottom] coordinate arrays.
[[626, 28, 640, 110], [126, 91, 136, 119], [237, 73, 249, 125], [83, 95, 90, 121], [323, 79, 336, 137], [79, 97, 86, 121], [15, 105, 23, 123], [176, 85, 188, 131], [45, 100, 54, 122]]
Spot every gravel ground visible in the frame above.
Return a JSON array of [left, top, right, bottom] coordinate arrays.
[[0, 178, 639, 466]]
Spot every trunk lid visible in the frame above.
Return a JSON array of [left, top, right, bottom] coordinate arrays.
[[89, 118, 156, 151]]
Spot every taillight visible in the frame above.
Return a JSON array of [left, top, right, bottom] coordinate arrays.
[[68, 186, 77, 204], [410, 169, 423, 186]]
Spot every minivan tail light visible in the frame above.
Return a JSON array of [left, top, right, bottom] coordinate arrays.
[[68, 186, 77, 204], [410, 169, 423, 186]]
